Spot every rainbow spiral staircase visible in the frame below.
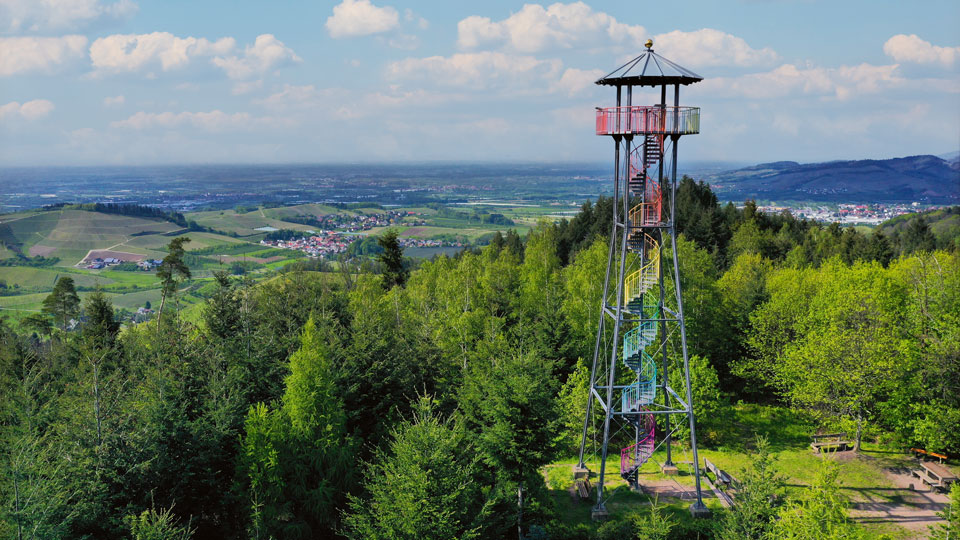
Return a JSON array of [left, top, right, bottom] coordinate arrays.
[[619, 132, 663, 482]]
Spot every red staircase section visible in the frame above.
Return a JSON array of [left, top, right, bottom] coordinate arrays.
[[621, 413, 656, 481]]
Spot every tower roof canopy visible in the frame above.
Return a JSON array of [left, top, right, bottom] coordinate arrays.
[[596, 46, 703, 87]]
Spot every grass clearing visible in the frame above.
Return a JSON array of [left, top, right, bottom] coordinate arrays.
[[560, 403, 930, 538]]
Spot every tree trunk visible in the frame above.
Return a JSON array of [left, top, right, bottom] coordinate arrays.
[[156, 289, 167, 332], [14, 466, 22, 540], [517, 481, 524, 540], [855, 415, 863, 453], [92, 356, 102, 448]]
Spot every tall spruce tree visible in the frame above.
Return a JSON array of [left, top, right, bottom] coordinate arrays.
[[155, 236, 191, 330], [377, 229, 407, 289], [42, 276, 80, 331], [241, 317, 354, 538], [344, 396, 479, 540], [82, 289, 120, 350], [718, 435, 784, 540]]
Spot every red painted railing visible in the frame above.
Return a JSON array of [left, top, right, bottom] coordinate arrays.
[[596, 106, 700, 136], [620, 413, 656, 478]]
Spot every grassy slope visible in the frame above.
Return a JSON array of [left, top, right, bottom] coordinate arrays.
[[261, 203, 345, 220], [0, 209, 186, 265], [186, 209, 315, 237], [0, 266, 113, 290], [123, 230, 245, 251]]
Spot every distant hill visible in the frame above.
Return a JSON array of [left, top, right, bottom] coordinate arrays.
[[879, 205, 960, 251], [705, 155, 960, 203]]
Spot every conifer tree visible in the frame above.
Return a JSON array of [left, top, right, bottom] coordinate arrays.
[[82, 289, 119, 350], [42, 276, 80, 331], [717, 435, 783, 540], [344, 396, 479, 540], [929, 483, 959, 540], [771, 461, 864, 539], [241, 317, 354, 538], [156, 236, 191, 330], [377, 228, 407, 289]]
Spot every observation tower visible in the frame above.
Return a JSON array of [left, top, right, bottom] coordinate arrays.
[[575, 40, 708, 518]]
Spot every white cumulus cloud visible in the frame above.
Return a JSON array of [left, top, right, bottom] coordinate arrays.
[[883, 34, 959, 66], [457, 2, 646, 53], [326, 0, 399, 39], [553, 67, 604, 96], [211, 34, 300, 79], [103, 94, 124, 106], [387, 51, 562, 89], [699, 62, 903, 100], [0, 35, 87, 76], [0, 0, 137, 33], [652, 29, 778, 67], [89, 32, 235, 73], [0, 99, 54, 120]]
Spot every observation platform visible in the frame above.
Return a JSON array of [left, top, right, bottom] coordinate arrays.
[[596, 106, 700, 136]]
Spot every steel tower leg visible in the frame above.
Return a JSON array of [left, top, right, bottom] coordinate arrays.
[[670, 83, 707, 514], [577, 134, 621, 471], [594, 133, 631, 515]]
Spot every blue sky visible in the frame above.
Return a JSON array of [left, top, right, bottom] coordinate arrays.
[[1, 0, 958, 165]]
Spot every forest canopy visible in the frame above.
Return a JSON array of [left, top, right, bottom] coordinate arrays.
[[2, 180, 958, 539]]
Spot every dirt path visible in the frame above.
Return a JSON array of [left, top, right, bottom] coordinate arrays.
[[638, 477, 712, 504], [847, 462, 948, 538]]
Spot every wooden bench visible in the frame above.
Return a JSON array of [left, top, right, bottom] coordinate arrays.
[[810, 433, 853, 453], [913, 468, 942, 490], [912, 447, 949, 463], [703, 458, 731, 487], [575, 478, 593, 499]]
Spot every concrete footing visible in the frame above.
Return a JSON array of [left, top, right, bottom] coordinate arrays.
[[591, 506, 609, 521], [689, 502, 711, 518], [572, 465, 590, 480], [660, 463, 679, 475]]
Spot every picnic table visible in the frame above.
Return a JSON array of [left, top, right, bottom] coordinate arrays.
[[916, 461, 958, 492], [810, 432, 853, 453]]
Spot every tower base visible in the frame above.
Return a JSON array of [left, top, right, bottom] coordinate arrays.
[[573, 465, 590, 480], [689, 502, 711, 518], [591, 506, 609, 521], [660, 463, 679, 475]]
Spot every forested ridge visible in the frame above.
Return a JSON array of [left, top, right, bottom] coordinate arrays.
[[1, 179, 958, 539]]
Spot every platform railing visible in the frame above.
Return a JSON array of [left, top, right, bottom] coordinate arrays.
[[596, 106, 700, 135]]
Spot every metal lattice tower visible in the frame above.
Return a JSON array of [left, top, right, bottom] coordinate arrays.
[[575, 40, 709, 518]]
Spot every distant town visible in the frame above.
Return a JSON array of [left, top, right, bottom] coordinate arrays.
[[756, 202, 942, 225], [261, 231, 466, 258]]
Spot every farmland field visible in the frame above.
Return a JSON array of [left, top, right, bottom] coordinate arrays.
[[0, 209, 182, 265], [186, 208, 315, 236], [0, 266, 112, 291], [261, 203, 343, 220]]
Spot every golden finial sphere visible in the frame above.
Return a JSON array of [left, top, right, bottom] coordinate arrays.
[[645, 39, 653, 49]]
